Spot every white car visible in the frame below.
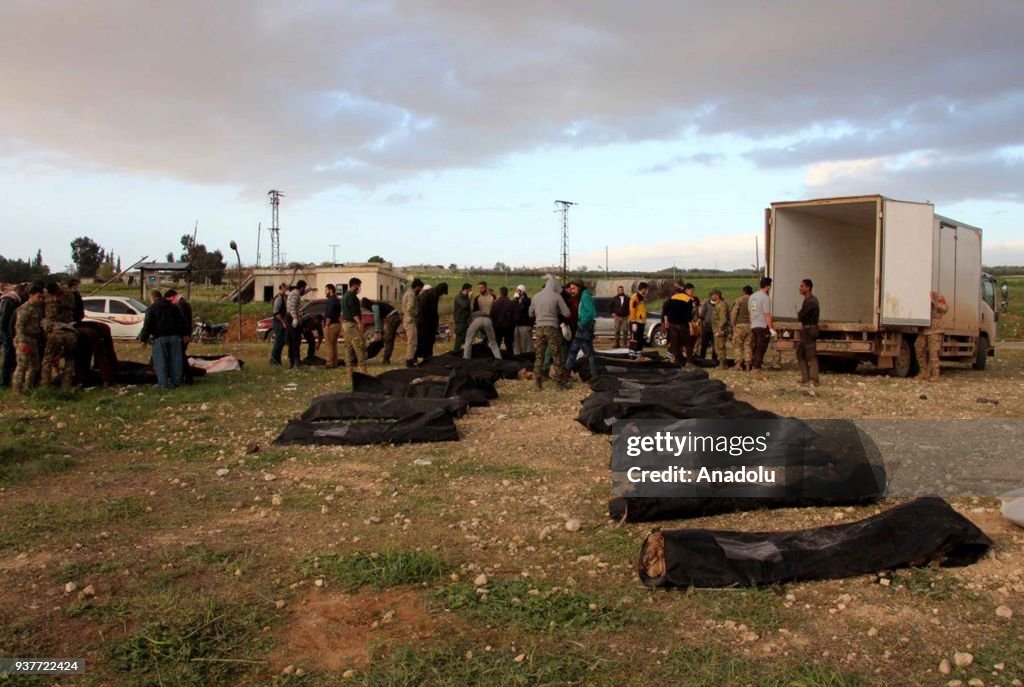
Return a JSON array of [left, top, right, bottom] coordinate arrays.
[[81, 296, 149, 339]]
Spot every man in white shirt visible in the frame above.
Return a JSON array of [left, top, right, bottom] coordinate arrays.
[[748, 277, 774, 374]]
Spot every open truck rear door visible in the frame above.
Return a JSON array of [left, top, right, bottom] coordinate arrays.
[[881, 199, 933, 326]]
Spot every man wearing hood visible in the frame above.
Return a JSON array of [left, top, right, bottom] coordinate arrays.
[[452, 283, 472, 352], [529, 276, 571, 390], [565, 280, 599, 380], [416, 282, 448, 362], [513, 285, 533, 354]]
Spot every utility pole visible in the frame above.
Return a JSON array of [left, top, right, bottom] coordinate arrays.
[[329, 244, 340, 266], [268, 190, 284, 267], [554, 200, 576, 283], [605, 245, 609, 276], [255, 222, 262, 268]]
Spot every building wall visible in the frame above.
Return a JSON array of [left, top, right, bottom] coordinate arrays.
[[252, 264, 405, 303]]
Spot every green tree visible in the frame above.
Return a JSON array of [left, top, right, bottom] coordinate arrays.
[[70, 237, 104, 277], [368, 255, 385, 263], [179, 235, 226, 285]]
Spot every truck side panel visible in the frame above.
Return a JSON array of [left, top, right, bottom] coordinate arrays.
[[933, 221, 981, 335], [880, 199, 933, 326]]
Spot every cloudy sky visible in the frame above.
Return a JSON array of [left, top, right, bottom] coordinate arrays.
[[3, 0, 1023, 272]]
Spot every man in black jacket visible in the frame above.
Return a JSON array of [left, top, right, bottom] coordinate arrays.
[[68, 279, 85, 323], [416, 283, 448, 362], [165, 289, 194, 384], [609, 285, 629, 348], [489, 286, 517, 354], [139, 290, 187, 390], [513, 285, 533, 354], [795, 278, 820, 387], [452, 283, 472, 352], [0, 284, 27, 387]]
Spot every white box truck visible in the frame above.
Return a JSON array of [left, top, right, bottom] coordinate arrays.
[[767, 195, 997, 376]]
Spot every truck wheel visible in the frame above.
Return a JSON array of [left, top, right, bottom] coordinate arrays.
[[972, 334, 989, 370], [891, 337, 913, 378], [651, 325, 666, 347]]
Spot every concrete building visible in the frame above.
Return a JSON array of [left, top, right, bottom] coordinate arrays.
[[251, 262, 407, 303]]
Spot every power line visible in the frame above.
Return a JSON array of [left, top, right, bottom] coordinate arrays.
[[554, 200, 576, 283]]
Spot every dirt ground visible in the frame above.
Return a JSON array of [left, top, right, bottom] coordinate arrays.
[[0, 341, 1022, 686]]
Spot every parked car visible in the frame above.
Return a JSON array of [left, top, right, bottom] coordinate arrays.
[[592, 296, 666, 347], [81, 296, 149, 339], [256, 299, 375, 341]]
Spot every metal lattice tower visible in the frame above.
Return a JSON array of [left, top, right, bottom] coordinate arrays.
[[268, 189, 284, 267], [555, 200, 575, 283]]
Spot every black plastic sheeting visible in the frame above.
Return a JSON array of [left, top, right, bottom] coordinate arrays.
[[352, 370, 494, 407], [300, 391, 471, 421], [274, 408, 459, 446], [638, 496, 992, 588], [577, 389, 771, 434]]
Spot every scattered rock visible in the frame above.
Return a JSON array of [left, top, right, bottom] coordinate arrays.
[[953, 652, 974, 668], [314, 578, 325, 588], [741, 631, 758, 642], [976, 397, 1000, 405], [368, 516, 382, 524], [263, 473, 277, 482], [867, 627, 878, 637], [995, 605, 1013, 619], [514, 653, 526, 663], [564, 518, 582, 532], [275, 599, 286, 609], [939, 659, 951, 674], [967, 679, 984, 687], [246, 443, 261, 454], [81, 584, 95, 598], [879, 577, 892, 587], [474, 574, 489, 587], [215, 468, 230, 477], [413, 458, 432, 466], [63, 582, 77, 594], [271, 494, 283, 506], [919, 394, 928, 400], [282, 665, 295, 675], [947, 682, 963, 687], [342, 669, 355, 679]]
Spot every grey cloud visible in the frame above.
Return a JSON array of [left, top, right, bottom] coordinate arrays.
[[640, 152, 725, 174], [0, 0, 1022, 201], [807, 153, 1024, 205]]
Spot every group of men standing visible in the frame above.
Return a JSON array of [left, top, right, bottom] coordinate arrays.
[[1, 279, 115, 394]]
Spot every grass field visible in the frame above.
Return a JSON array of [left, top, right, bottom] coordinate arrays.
[[1, 338, 1022, 685]]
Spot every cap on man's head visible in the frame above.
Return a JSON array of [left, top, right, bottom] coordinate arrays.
[[516, 284, 527, 293]]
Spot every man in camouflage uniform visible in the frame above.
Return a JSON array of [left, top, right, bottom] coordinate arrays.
[[709, 289, 730, 370], [528, 276, 571, 390], [730, 285, 753, 371], [41, 282, 78, 391], [12, 285, 45, 394], [915, 291, 948, 381]]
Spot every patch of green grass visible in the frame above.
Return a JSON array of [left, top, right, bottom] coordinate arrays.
[[971, 631, 1024, 678], [56, 559, 121, 583], [433, 579, 638, 631], [892, 567, 965, 601], [0, 435, 75, 484], [691, 587, 784, 632], [109, 599, 272, 687], [0, 496, 146, 551], [352, 643, 620, 687], [659, 647, 865, 687], [66, 596, 134, 622], [439, 461, 541, 480], [238, 449, 288, 471], [302, 550, 448, 591]]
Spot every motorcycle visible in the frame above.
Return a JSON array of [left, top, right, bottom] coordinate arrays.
[[192, 317, 229, 344]]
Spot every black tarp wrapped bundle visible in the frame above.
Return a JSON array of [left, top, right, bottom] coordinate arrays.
[[274, 407, 459, 446], [300, 392, 471, 421], [637, 496, 992, 588], [352, 370, 494, 406], [576, 390, 771, 434]]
